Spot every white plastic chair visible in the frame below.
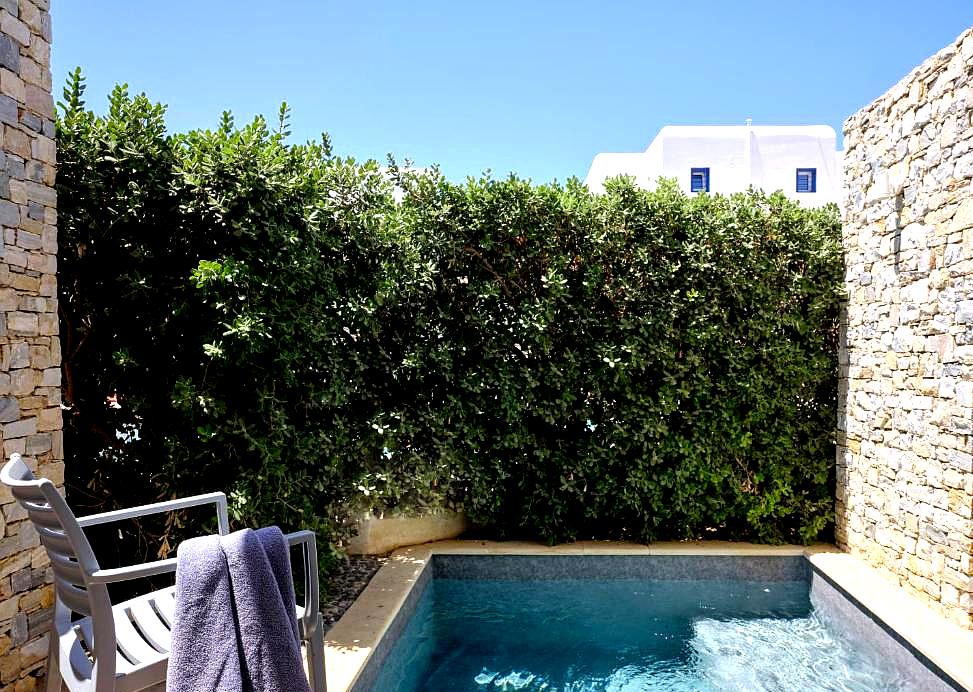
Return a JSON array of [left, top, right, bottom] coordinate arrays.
[[1, 453, 326, 692]]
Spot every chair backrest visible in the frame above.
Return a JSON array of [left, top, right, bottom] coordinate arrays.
[[1, 454, 108, 620]]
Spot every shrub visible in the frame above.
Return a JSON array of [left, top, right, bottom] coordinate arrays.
[[385, 174, 841, 544], [56, 72, 414, 566], [57, 76, 842, 568]]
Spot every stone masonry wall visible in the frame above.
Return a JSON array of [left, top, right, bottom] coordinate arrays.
[[838, 27, 973, 628], [0, 0, 60, 689]]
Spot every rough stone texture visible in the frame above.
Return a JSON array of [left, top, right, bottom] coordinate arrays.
[[0, 1, 58, 689], [838, 27, 973, 629]]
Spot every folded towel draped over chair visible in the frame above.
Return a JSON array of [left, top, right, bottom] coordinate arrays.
[[167, 526, 311, 692]]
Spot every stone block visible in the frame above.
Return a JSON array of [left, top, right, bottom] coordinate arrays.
[[2, 417, 35, 439], [19, 109, 41, 134], [3, 245, 28, 268], [18, 54, 40, 88], [6, 312, 37, 335], [17, 632, 48, 669], [2, 437, 25, 457], [26, 251, 54, 274], [22, 181, 54, 208], [10, 368, 33, 396], [957, 300, 973, 324], [7, 343, 28, 369], [20, 212, 42, 233], [0, 10, 29, 45], [0, 92, 14, 127], [15, 396, 43, 412], [16, 586, 51, 615], [0, 287, 15, 311], [16, 296, 44, 313], [0, 551, 28, 580], [37, 274, 54, 297], [0, 398, 18, 423], [40, 225, 54, 253], [15, 522, 36, 551], [26, 36, 48, 67], [19, 0, 41, 31], [35, 407, 58, 432], [9, 610, 27, 645], [23, 84, 50, 120], [2, 127, 28, 160], [28, 135, 52, 165], [26, 346, 48, 370], [0, 35, 18, 72], [38, 368, 57, 387], [23, 434, 48, 455], [36, 312, 56, 335], [35, 461, 61, 485]]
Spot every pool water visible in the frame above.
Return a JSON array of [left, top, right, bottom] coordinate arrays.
[[371, 579, 908, 691]]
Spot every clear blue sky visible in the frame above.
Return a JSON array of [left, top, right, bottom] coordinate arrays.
[[52, 1, 973, 183]]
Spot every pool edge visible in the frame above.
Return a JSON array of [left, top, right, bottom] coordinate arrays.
[[324, 541, 973, 692]]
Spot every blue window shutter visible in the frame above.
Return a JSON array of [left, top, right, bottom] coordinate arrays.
[[691, 167, 709, 193], [796, 168, 816, 193]]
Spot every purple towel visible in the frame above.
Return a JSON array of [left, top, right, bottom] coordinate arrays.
[[167, 527, 310, 692]]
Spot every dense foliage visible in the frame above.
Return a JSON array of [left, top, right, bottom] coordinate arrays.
[[56, 74, 843, 568]]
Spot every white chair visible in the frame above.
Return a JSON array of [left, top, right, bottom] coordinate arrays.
[[1, 453, 326, 692]]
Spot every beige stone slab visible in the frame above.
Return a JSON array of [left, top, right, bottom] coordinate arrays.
[[346, 511, 469, 555], [810, 552, 973, 691], [325, 550, 430, 692]]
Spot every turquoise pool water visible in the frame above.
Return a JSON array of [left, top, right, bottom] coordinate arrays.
[[371, 579, 907, 691]]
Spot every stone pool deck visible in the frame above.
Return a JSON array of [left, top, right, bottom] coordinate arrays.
[[324, 540, 973, 692]]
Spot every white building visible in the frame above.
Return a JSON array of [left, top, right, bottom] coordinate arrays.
[[585, 124, 841, 206]]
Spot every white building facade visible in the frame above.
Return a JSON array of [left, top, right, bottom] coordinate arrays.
[[585, 124, 841, 206]]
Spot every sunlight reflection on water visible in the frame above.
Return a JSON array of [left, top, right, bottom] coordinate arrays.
[[372, 579, 909, 691]]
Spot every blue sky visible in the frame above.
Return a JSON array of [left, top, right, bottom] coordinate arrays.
[[52, 1, 973, 183]]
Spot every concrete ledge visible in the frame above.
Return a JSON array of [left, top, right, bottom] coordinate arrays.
[[345, 510, 469, 555], [810, 552, 973, 691]]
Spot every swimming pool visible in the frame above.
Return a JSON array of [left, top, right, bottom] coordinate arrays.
[[326, 547, 969, 692]]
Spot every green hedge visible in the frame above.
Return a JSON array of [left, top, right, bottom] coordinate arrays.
[[56, 75, 842, 566]]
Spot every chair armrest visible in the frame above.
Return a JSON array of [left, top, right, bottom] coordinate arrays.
[[77, 492, 230, 535], [88, 557, 179, 584], [284, 529, 320, 637]]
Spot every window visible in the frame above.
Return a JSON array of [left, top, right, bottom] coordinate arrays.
[[690, 167, 709, 193], [796, 168, 816, 193]]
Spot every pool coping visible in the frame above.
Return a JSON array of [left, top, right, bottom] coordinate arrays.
[[323, 540, 973, 692]]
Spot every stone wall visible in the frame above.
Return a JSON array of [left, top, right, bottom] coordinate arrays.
[[838, 27, 973, 628], [0, 0, 60, 688]]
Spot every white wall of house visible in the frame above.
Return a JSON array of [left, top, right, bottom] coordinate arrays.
[[585, 124, 841, 206]]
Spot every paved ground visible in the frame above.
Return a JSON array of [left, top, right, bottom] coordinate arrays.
[[322, 554, 388, 631]]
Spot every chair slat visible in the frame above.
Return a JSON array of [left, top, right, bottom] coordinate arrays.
[[38, 526, 74, 556], [76, 618, 137, 675], [11, 483, 45, 502], [126, 599, 172, 652], [152, 589, 176, 628], [113, 608, 167, 666], [26, 504, 62, 529], [55, 580, 92, 616], [49, 552, 85, 586]]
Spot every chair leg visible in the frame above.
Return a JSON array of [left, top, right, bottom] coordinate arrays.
[[45, 630, 62, 692], [305, 618, 326, 692]]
